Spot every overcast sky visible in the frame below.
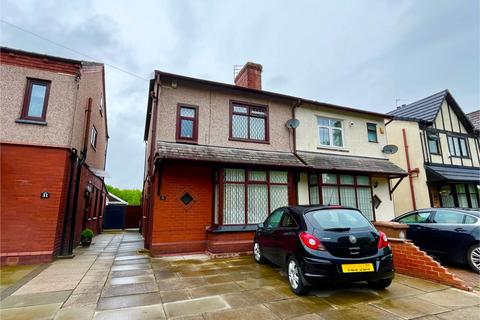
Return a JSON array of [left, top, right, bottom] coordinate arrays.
[[1, 0, 478, 189]]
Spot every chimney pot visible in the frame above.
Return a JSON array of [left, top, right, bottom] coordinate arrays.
[[234, 62, 262, 90]]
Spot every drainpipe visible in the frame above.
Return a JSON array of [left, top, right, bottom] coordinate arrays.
[[145, 75, 161, 249], [291, 99, 308, 166], [66, 98, 92, 255], [402, 128, 417, 210]]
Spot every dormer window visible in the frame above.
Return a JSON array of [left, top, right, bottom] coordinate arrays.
[[317, 117, 344, 148]]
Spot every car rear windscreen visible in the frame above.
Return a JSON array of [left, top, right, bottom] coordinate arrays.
[[306, 209, 372, 230]]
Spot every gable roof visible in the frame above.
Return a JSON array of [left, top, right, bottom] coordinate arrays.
[[387, 90, 447, 122], [467, 110, 480, 130], [106, 192, 128, 205], [387, 90, 475, 132]]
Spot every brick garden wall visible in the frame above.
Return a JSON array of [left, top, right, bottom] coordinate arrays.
[[0, 143, 70, 265], [390, 239, 471, 291]]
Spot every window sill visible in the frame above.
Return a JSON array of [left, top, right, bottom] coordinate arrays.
[[175, 139, 198, 145], [229, 138, 270, 145], [316, 146, 349, 152], [207, 225, 258, 233], [15, 118, 47, 126]]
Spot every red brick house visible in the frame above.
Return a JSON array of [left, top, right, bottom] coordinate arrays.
[[0, 47, 109, 265], [142, 63, 406, 256]]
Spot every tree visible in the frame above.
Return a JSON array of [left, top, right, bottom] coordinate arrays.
[[106, 185, 142, 205]]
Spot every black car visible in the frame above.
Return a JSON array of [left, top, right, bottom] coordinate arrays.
[[253, 205, 395, 295], [392, 208, 480, 273]]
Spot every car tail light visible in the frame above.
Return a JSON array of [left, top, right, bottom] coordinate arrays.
[[299, 232, 325, 250], [377, 231, 390, 249]]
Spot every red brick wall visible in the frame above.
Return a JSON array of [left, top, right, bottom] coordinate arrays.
[[0, 49, 80, 75], [150, 163, 213, 255], [1, 143, 71, 265], [390, 240, 471, 291], [234, 63, 262, 90], [206, 231, 255, 253]]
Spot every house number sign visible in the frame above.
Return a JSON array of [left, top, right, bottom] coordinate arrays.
[[40, 192, 50, 199]]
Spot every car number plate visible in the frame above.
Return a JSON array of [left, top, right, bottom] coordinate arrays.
[[341, 263, 374, 273]]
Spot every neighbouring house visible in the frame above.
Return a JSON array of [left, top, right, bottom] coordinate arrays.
[[0, 47, 108, 265], [386, 90, 480, 215], [142, 62, 406, 256], [467, 110, 480, 131]]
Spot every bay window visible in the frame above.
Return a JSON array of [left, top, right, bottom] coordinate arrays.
[[218, 168, 289, 225], [317, 117, 344, 148], [308, 173, 374, 220]]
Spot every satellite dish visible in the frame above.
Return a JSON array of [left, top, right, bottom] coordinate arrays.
[[382, 144, 398, 155], [286, 118, 300, 129]]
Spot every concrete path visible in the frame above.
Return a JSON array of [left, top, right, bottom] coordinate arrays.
[[1, 230, 479, 319]]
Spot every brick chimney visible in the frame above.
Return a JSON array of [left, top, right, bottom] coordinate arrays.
[[234, 62, 262, 90]]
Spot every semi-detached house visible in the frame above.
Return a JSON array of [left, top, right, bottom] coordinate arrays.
[[142, 62, 407, 256], [0, 47, 108, 265]]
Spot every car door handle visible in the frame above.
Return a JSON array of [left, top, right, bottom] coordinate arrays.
[[454, 227, 466, 232]]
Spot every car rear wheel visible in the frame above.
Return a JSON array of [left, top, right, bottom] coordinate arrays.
[[368, 278, 392, 290], [253, 242, 265, 264], [287, 257, 308, 295], [467, 244, 480, 274]]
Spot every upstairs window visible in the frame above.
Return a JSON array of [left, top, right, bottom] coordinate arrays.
[[20, 78, 51, 122], [427, 132, 440, 155], [90, 126, 97, 149], [447, 135, 469, 158], [230, 102, 268, 142], [367, 123, 378, 143], [317, 117, 344, 148], [176, 104, 198, 142]]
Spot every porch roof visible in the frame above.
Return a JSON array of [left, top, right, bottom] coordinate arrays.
[[296, 151, 407, 177], [425, 164, 480, 183], [156, 141, 306, 168]]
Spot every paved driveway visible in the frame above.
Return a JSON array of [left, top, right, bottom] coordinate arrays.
[[1, 231, 479, 319]]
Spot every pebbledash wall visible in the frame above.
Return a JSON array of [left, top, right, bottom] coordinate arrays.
[[0, 47, 108, 265]]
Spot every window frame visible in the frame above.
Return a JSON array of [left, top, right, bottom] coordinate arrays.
[[366, 123, 378, 143], [229, 100, 269, 144], [176, 104, 199, 143], [217, 168, 290, 226], [20, 78, 51, 122], [308, 172, 375, 221], [317, 116, 345, 148], [90, 126, 98, 150], [447, 135, 470, 158], [426, 132, 441, 155]]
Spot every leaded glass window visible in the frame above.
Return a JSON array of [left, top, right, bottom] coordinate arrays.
[[231, 103, 268, 142], [177, 105, 198, 141]]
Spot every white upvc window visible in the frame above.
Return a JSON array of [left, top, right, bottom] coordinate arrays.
[[317, 116, 344, 148]]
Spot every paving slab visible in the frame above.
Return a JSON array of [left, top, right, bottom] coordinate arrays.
[[395, 274, 449, 292], [160, 289, 190, 303], [204, 304, 280, 320], [164, 295, 230, 318], [63, 292, 101, 308], [111, 269, 154, 278], [93, 303, 166, 320], [97, 292, 162, 310], [417, 288, 480, 309], [265, 297, 332, 319], [0, 290, 71, 309], [108, 275, 155, 286], [322, 287, 383, 307], [110, 264, 151, 272], [435, 305, 480, 320], [0, 302, 62, 320], [188, 282, 243, 299], [371, 295, 451, 319], [54, 304, 96, 320], [315, 303, 399, 320], [102, 282, 158, 297]]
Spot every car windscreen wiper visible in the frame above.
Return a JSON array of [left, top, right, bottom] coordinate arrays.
[[323, 227, 351, 232]]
